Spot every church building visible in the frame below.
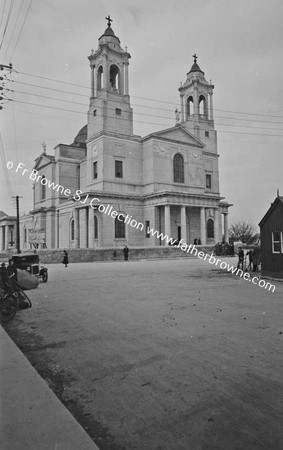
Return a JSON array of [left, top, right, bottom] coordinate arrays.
[[21, 17, 231, 250]]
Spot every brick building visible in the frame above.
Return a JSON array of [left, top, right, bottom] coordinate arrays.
[[21, 18, 231, 250]]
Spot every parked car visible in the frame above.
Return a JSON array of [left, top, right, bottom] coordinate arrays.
[[12, 254, 48, 282]]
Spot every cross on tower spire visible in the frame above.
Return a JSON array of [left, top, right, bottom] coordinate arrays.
[[105, 15, 113, 27], [193, 53, 198, 63]]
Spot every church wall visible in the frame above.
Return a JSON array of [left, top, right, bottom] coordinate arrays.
[[97, 200, 145, 247], [58, 209, 72, 249], [45, 210, 56, 249], [20, 215, 34, 250], [187, 208, 201, 244], [33, 163, 55, 209], [57, 162, 80, 199], [143, 205, 158, 246]]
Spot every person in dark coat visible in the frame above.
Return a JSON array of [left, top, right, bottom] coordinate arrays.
[[62, 250, 69, 267], [0, 263, 11, 294], [237, 247, 244, 270], [123, 245, 129, 261], [246, 250, 254, 271], [252, 246, 261, 272]]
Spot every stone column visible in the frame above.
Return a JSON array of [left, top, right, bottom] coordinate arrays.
[[94, 67, 97, 97], [124, 62, 129, 95], [103, 57, 108, 90], [214, 209, 220, 244], [209, 92, 214, 121], [88, 209, 94, 249], [90, 65, 95, 97], [164, 205, 171, 246], [223, 213, 229, 243], [180, 95, 184, 122], [85, 208, 89, 248], [0, 226, 3, 251], [200, 207, 206, 245], [180, 206, 187, 242], [5, 225, 9, 250], [74, 209, 80, 249], [79, 209, 88, 248], [120, 64, 124, 95]]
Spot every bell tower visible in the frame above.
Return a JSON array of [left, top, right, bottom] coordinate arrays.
[[87, 16, 133, 139], [179, 55, 216, 151]]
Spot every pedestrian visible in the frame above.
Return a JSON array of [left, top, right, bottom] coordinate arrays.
[[123, 245, 129, 261], [7, 259, 18, 289], [246, 250, 253, 271], [237, 247, 244, 270], [0, 263, 11, 294], [252, 246, 261, 272], [62, 250, 69, 267]]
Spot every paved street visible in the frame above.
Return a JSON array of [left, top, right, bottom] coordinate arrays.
[[3, 258, 283, 450]]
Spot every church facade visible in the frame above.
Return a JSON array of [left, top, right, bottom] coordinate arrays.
[[20, 19, 231, 250]]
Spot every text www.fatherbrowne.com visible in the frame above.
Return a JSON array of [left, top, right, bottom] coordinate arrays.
[[146, 227, 276, 293]]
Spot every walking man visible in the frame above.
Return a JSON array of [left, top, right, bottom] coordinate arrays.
[[62, 250, 69, 267], [123, 245, 129, 261]]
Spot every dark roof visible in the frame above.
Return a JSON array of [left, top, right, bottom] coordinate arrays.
[[99, 25, 120, 43], [104, 26, 115, 37], [71, 124, 87, 148], [0, 211, 8, 218], [188, 62, 204, 74], [259, 196, 283, 227]]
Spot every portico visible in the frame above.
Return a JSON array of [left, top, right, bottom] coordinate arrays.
[[151, 202, 230, 246]]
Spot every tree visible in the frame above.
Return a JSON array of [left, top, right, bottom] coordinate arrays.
[[228, 221, 259, 245]]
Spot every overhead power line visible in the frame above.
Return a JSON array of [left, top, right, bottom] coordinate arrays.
[[3, 0, 25, 60], [0, 0, 14, 52], [15, 69, 283, 122], [9, 98, 283, 138], [10, 0, 32, 60]]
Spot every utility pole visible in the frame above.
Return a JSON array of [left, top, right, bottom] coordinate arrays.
[[12, 195, 22, 254]]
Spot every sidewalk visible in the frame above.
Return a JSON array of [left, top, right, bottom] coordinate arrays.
[[0, 326, 99, 450]]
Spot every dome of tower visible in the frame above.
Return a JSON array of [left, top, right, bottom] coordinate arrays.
[[188, 62, 204, 74], [103, 26, 115, 37], [71, 124, 87, 148]]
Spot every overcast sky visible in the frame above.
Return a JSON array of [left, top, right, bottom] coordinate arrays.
[[1, 0, 283, 231]]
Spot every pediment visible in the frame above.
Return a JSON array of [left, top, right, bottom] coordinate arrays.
[[33, 154, 55, 170], [143, 125, 204, 148]]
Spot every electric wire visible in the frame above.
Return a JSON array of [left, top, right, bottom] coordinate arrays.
[[11, 80, 283, 125], [16, 69, 283, 120], [9, 98, 283, 138], [0, 0, 14, 52], [10, 87, 283, 132], [9, 0, 32, 60], [3, 0, 25, 60], [0, 0, 7, 33]]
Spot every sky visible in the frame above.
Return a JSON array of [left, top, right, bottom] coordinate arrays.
[[1, 0, 283, 232]]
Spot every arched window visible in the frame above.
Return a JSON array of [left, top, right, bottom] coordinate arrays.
[[115, 214, 125, 239], [97, 66, 103, 90], [173, 153, 184, 183], [199, 95, 206, 116], [207, 218, 214, 238], [70, 218, 75, 241], [186, 96, 194, 117], [109, 64, 120, 91], [94, 215, 98, 239], [41, 175, 46, 200]]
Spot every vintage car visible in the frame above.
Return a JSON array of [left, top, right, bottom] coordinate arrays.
[[12, 253, 48, 282]]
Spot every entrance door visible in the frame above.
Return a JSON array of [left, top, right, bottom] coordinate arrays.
[[178, 226, 181, 242]]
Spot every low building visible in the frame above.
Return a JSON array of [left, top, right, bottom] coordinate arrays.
[[259, 196, 283, 278], [0, 211, 17, 251]]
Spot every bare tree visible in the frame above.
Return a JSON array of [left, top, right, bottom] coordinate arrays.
[[229, 221, 258, 244]]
